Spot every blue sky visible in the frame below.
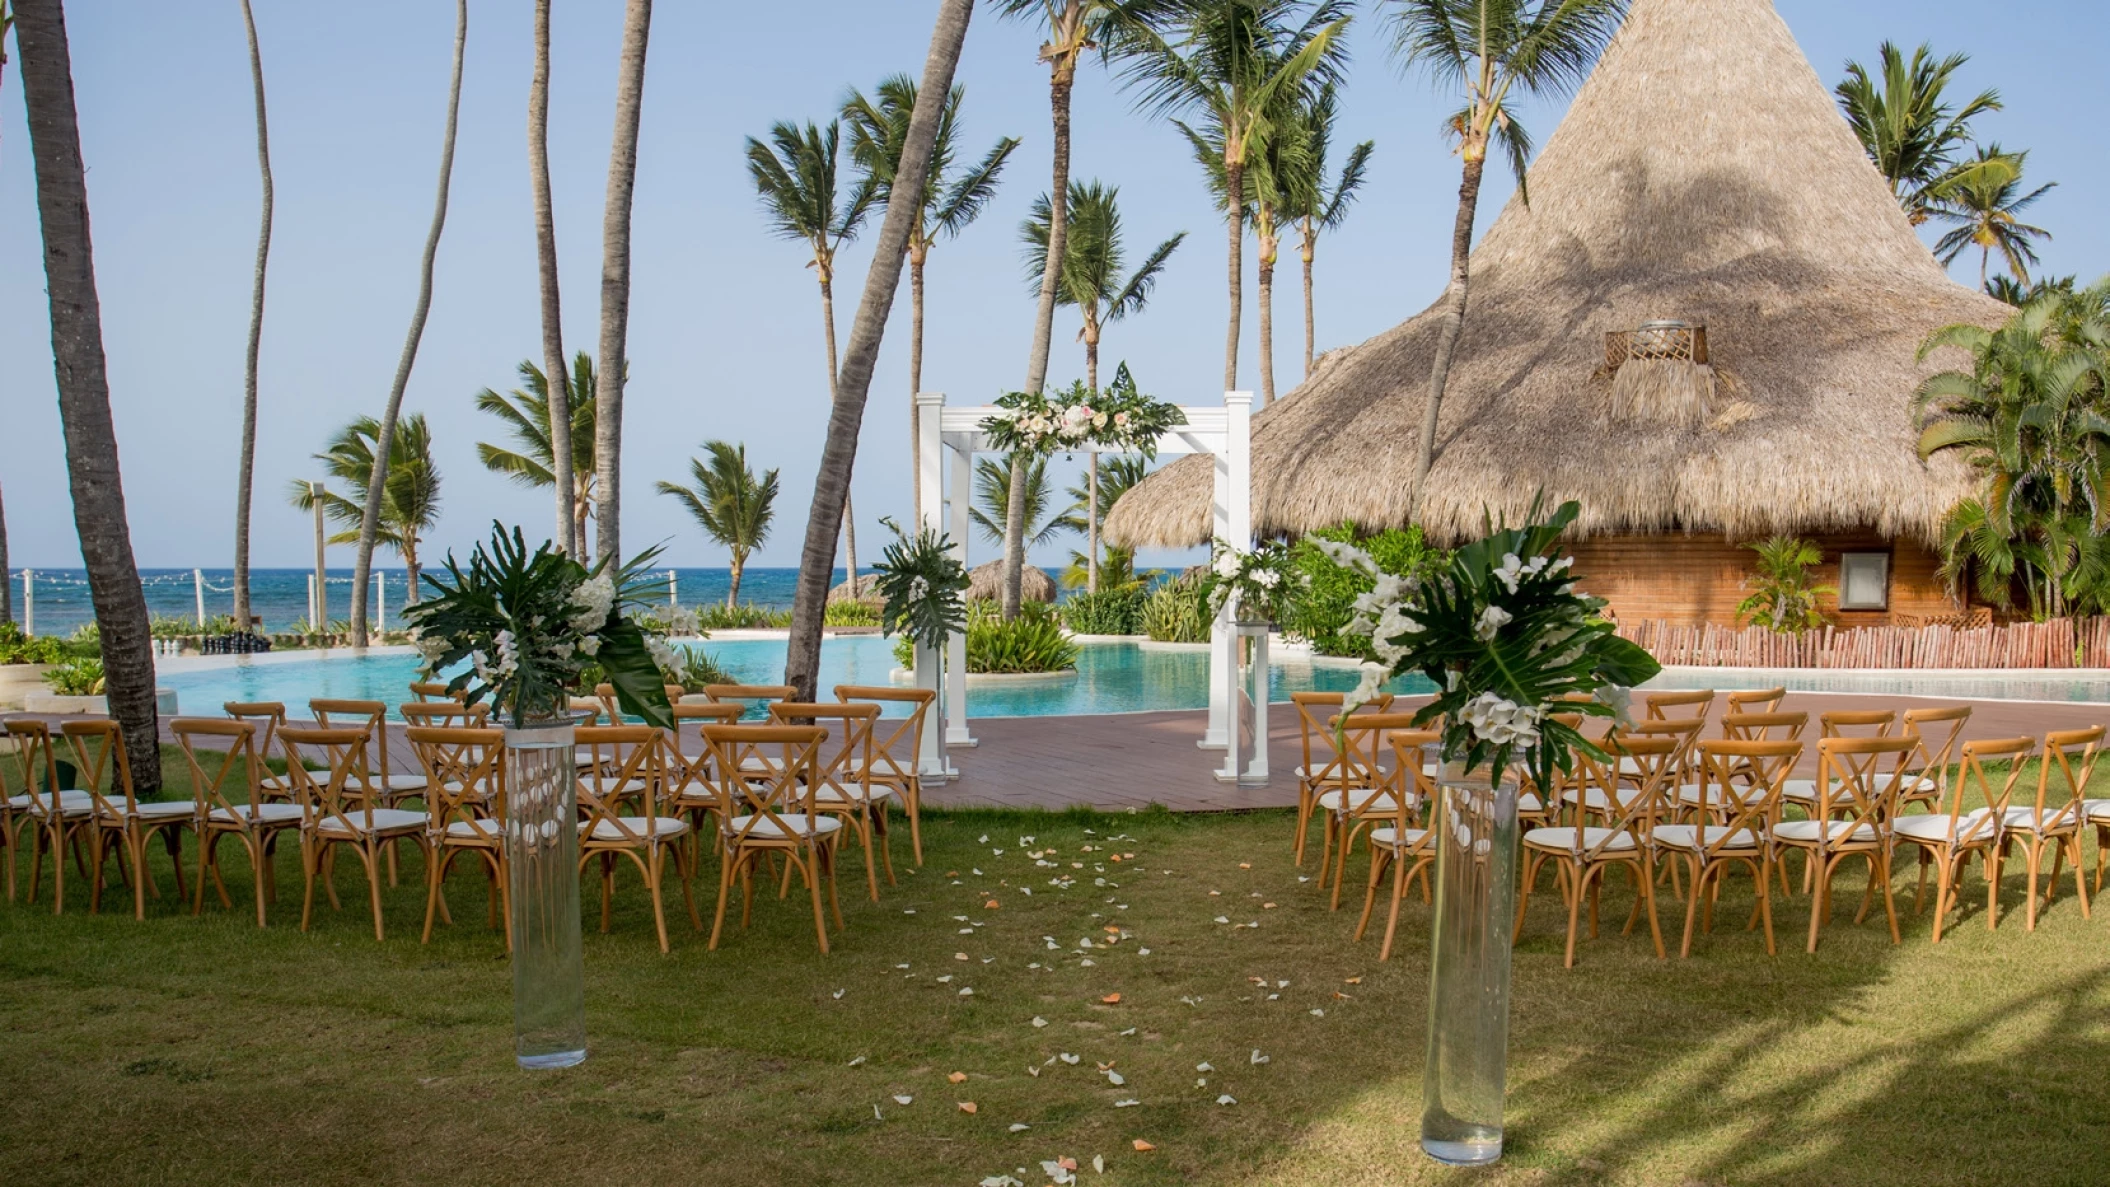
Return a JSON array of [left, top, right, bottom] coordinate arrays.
[[1, 0, 2104, 572]]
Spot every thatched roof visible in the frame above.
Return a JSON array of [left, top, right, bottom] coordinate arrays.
[[1106, 0, 2009, 552], [967, 561, 1056, 603]]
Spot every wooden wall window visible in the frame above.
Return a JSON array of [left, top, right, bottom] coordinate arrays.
[[1838, 552, 1891, 611]]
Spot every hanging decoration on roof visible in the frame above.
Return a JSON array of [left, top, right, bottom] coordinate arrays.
[[1605, 320, 1717, 428]]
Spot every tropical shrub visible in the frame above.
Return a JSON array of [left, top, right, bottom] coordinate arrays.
[[1140, 572, 1215, 644], [967, 601, 1078, 674], [0, 621, 65, 666], [1061, 588, 1145, 635], [824, 599, 885, 628], [692, 602, 793, 630], [1735, 536, 1835, 634], [43, 657, 106, 696], [1283, 524, 1450, 659], [662, 643, 731, 689]]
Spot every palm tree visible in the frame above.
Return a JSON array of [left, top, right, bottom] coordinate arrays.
[[971, 454, 1081, 548], [591, 0, 653, 566], [1930, 144, 2056, 289], [15, 0, 163, 789], [842, 75, 1018, 515], [1836, 42, 2003, 227], [350, 0, 464, 642], [748, 119, 877, 595], [1916, 285, 2110, 617], [290, 415, 443, 604], [656, 441, 779, 608], [1278, 84, 1372, 379], [232, 0, 272, 631], [475, 354, 602, 556], [1061, 453, 1154, 589], [1119, 0, 1350, 399], [0, 1, 12, 629], [528, 0, 576, 556], [782, 0, 975, 700], [989, 0, 1159, 622], [1386, 0, 1626, 520], [1987, 274, 2078, 308]]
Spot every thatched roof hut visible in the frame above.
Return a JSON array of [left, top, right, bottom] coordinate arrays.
[[966, 561, 1056, 604], [1106, 0, 2008, 622]]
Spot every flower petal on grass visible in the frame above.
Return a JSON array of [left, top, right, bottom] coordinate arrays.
[[1008, 1123, 1029, 1133], [1101, 993, 1121, 1005], [1216, 1094, 1237, 1106], [1031, 1016, 1049, 1028], [1132, 1139, 1155, 1152], [848, 1055, 866, 1067], [1251, 1050, 1269, 1065], [1113, 1099, 1139, 1108], [949, 1072, 968, 1084], [958, 1101, 978, 1114], [894, 1094, 914, 1105]]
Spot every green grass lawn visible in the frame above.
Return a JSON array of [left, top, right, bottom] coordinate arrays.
[[3, 750, 2109, 1186]]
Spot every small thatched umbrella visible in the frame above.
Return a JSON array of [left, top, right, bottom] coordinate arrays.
[[1106, 0, 2007, 559], [967, 560, 1055, 604]]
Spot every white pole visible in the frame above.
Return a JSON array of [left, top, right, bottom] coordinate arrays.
[[195, 568, 206, 626], [668, 568, 678, 608], [945, 436, 975, 750], [312, 481, 328, 634], [376, 571, 387, 634], [22, 569, 32, 637], [915, 391, 948, 778], [307, 573, 316, 629]]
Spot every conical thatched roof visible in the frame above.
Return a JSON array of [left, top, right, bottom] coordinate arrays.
[[1106, 0, 2009, 551], [966, 560, 1057, 603]]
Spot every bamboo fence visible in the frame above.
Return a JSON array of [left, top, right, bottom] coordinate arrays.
[[1619, 617, 2110, 670]]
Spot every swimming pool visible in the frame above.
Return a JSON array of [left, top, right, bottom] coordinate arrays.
[[153, 638, 2110, 721]]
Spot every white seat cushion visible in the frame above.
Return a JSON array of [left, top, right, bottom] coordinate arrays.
[[2002, 806, 2080, 834], [1894, 810, 1998, 845], [2083, 798, 2110, 822], [444, 818, 502, 841], [728, 813, 842, 840], [1518, 791, 1546, 815], [583, 815, 689, 842], [315, 808, 429, 836], [377, 774, 428, 792], [100, 797, 197, 821], [8, 789, 96, 813], [1652, 823, 1760, 851], [1369, 826, 1428, 851], [813, 783, 896, 806], [1522, 826, 1635, 854], [1780, 778, 1826, 803], [1772, 818, 1877, 845], [1676, 782, 1763, 809], [1319, 788, 1415, 815], [1560, 787, 1643, 813], [210, 802, 304, 826]]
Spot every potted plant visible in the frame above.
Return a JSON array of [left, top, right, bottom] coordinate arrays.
[[405, 523, 674, 1070], [1316, 499, 1660, 1166]]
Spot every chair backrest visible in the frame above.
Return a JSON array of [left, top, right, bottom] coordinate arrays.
[[1381, 728, 1443, 832], [1938, 736, 2035, 846], [310, 699, 392, 783], [836, 685, 935, 788], [566, 696, 607, 725], [1621, 716, 1705, 784], [2, 719, 63, 813], [770, 702, 879, 803], [1719, 711, 1808, 743], [701, 724, 826, 845], [591, 683, 623, 722], [665, 702, 742, 794], [406, 725, 506, 837], [574, 725, 667, 842], [703, 684, 794, 721], [408, 681, 461, 703], [1820, 710, 1895, 739], [663, 683, 687, 704], [1724, 687, 1787, 716], [1321, 711, 1421, 820], [1689, 738, 1801, 855], [1645, 689, 1715, 724], [224, 701, 289, 760], [1900, 704, 1973, 797], [399, 701, 491, 730], [172, 718, 262, 821], [1295, 691, 1394, 789], [60, 719, 135, 819], [2027, 726, 2104, 830], [1569, 734, 1679, 859], [278, 725, 379, 834], [1811, 736, 1917, 835]]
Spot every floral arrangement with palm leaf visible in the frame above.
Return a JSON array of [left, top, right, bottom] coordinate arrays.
[[405, 522, 674, 729], [1207, 538, 1304, 624], [870, 519, 970, 667], [983, 364, 1183, 457], [1317, 500, 1660, 793]]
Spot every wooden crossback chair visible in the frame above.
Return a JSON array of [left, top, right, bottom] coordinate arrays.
[[665, 702, 744, 868], [1781, 710, 1899, 819], [224, 702, 296, 802], [311, 698, 425, 802], [399, 701, 490, 729], [836, 685, 937, 866], [408, 681, 464, 703], [1318, 711, 1421, 908], [1676, 712, 1809, 822], [1892, 736, 2033, 943], [1724, 687, 1787, 716], [1355, 729, 1441, 960], [575, 725, 695, 952], [703, 684, 795, 722], [406, 725, 510, 947], [1290, 692, 1395, 867], [1652, 738, 1800, 957], [1771, 735, 1915, 952], [1897, 705, 1973, 814], [2004, 726, 2101, 931], [590, 683, 625, 723], [282, 724, 431, 942], [701, 724, 842, 954], [65, 719, 194, 919], [1519, 734, 1678, 967], [770, 702, 890, 901], [5, 719, 95, 912], [1645, 689, 1716, 726], [174, 718, 303, 927]]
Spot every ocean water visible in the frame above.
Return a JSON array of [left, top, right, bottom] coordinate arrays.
[[3, 567, 890, 640]]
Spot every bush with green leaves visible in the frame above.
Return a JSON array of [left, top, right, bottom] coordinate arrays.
[[663, 643, 731, 689], [1283, 523, 1450, 659], [1140, 572, 1215, 644], [823, 599, 885, 628], [1061, 588, 1145, 635], [43, 657, 105, 696], [692, 602, 793, 630], [0, 621, 65, 666], [967, 600, 1078, 674], [1736, 536, 1835, 634]]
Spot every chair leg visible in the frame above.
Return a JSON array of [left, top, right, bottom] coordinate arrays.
[[904, 781, 923, 867], [873, 802, 895, 888], [857, 812, 879, 903], [2067, 835, 2091, 919], [1680, 859, 1705, 958], [1757, 856, 1776, 956], [300, 838, 319, 932], [2025, 842, 2043, 932], [648, 848, 671, 955], [708, 848, 738, 951], [1380, 856, 1412, 962], [89, 825, 108, 916], [1563, 864, 1589, 969], [1987, 843, 2005, 931], [1874, 849, 1900, 944], [805, 850, 831, 955], [250, 835, 270, 928], [1354, 848, 1388, 942], [1806, 853, 1831, 954], [365, 844, 388, 942], [422, 847, 447, 943], [1931, 856, 1954, 944], [129, 829, 149, 921], [1292, 786, 1312, 865]]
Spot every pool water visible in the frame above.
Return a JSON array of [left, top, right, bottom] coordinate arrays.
[[156, 637, 1438, 720]]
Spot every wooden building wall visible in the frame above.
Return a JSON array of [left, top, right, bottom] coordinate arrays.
[[1565, 532, 1961, 628]]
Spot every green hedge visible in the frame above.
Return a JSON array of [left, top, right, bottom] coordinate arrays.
[[1281, 524, 1449, 659], [1060, 588, 1145, 635]]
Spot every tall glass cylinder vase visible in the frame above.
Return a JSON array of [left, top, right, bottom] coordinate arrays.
[[504, 719, 586, 1069], [1421, 769, 1522, 1165]]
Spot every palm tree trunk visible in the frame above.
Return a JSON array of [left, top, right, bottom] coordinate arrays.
[[1407, 152, 1485, 521], [233, 0, 272, 632], [818, 275, 860, 599], [592, 0, 653, 568], [785, 0, 973, 700], [910, 240, 928, 524], [1257, 222, 1276, 406], [1300, 224, 1316, 379], [1222, 157, 1244, 394], [1009, 57, 1076, 620], [15, 0, 162, 790], [1085, 326, 1100, 594], [351, 0, 463, 641], [727, 556, 743, 609], [530, 0, 575, 557]]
